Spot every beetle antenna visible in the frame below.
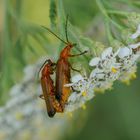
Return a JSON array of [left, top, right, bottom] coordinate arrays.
[[41, 26, 67, 44], [65, 15, 69, 43]]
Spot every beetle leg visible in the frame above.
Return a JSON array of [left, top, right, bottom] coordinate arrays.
[[68, 50, 88, 57], [70, 64, 81, 73], [39, 94, 45, 100], [71, 86, 80, 93]]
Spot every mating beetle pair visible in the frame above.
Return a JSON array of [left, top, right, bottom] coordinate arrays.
[[39, 17, 87, 117]]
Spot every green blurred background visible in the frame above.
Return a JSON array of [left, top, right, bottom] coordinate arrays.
[[1, 0, 140, 140]]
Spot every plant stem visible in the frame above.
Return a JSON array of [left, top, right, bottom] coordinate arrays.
[[49, 0, 57, 29], [96, 0, 123, 30], [1, 0, 12, 102], [107, 10, 129, 16], [56, 0, 66, 53], [105, 18, 114, 44]]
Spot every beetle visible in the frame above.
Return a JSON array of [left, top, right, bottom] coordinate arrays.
[[54, 17, 87, 110], [41, 16, 87, 115], [39, 59, 63, 117], [55, 39, 87, 111]]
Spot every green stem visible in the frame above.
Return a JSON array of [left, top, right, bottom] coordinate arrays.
[[15, 0, 22, 17], [116, 0, 140, 10], [105, 18, 114, 44], [107, 10, 129, 16], [1, 0, 12, 101], [57, 0, 66, 53], [49, 0, 57, 29], [57, 0, 65, 35], [96, 0, 123, 30]]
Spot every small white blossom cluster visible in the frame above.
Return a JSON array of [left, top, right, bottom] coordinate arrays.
[[66, 23, 140, 111], [65, 74, 94, 112], [0, 58, 84, 140]]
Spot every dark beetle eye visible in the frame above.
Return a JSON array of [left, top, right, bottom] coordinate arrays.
[[50, 63, 55, 67]]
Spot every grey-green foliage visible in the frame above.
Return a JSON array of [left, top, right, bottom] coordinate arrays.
[[1, 0, 50, 103]]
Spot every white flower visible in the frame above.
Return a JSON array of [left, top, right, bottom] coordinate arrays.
[[118, 47, 132, 59], [129, 42, 140, 49], [89, 57, 100, 66], [131, 24, 140, 39], [118, 46, 140, 82], [119, 65, 137, 84], [65, 74, 94, 112], [10, 84, 23, 97], [101, 47, 113, 59], [71, 74, 84, 84], [118, 47, 139, 70], [65, 74, 90, 93], [129, 42, 140, 55], [89, 47, 121, 90], [23, 65, 35, 82]]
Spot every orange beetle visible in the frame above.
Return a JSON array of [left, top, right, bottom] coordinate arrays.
[[40, 59, 63, 117], [40, 16, 87, 116]]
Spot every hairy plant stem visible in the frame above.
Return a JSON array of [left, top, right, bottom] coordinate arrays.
[[107, 10, 129, 16]]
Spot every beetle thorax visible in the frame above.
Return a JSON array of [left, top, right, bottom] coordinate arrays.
[[42, 65, 53, 76], [60, 43, 73, 58]]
